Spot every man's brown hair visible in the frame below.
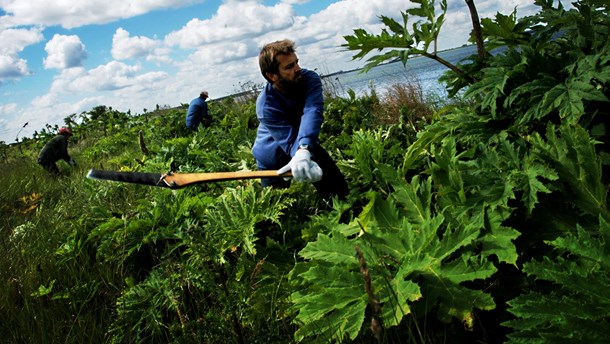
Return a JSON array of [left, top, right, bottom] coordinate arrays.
[[258, 39, 296, 82]]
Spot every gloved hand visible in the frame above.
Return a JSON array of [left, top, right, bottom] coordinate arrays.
[[277, 149, 323, 183], [69, 158, 76, 167]]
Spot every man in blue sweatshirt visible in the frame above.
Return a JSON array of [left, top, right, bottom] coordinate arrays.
[[252, 39, 348, 200], [186, 90, 209, 131]]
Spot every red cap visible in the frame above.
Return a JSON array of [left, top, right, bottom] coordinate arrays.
[[59, 127, 72, 136]]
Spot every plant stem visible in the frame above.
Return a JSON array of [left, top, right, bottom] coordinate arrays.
[[465, 0, 486, 59], [420, 51, 474, 83], [355, 245, 383, 341]]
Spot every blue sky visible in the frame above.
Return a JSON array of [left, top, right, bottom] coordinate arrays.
[[0, 0, 541, 143]]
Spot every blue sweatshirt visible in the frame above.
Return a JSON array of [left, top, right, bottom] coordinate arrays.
[[186, 96, 208, 127], [252, 69, 324, 168]]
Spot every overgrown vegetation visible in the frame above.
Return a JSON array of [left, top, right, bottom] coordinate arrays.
[[1, 0, 609, 343]]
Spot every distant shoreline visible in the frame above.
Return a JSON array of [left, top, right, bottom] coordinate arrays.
[[320, 43, 475, 79]]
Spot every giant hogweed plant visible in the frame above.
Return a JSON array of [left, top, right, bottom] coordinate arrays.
[[289, 111, 609, 343], [289, 131, 528, 342], [52, 100, 300, 342], [82, 184, 296, 342], [290, 0, 610, 342], [460, 0, 610, 129], [504, 215, 610, 343]]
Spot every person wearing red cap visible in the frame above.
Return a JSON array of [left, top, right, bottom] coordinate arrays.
[[37, 127, 76, 174], [186, 90, 210, 131]]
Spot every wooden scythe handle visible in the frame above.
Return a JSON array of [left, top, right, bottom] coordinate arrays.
[[162, 170, 292, 188]]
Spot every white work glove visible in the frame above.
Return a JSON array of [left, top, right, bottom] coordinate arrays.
[[277, 149, 323, 183]]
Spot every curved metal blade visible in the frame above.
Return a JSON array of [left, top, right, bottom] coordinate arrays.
[[87, 170, 171, 188]]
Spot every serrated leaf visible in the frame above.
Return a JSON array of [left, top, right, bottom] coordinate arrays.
[[440, 254, 496, 284], [548, 218, 610, 271], [204, 186, 290, 262], [426, 276, 496, 323], [357, 192, 400, 234], [291, 184, 499, 342], [401, 123, 450, 172], [342, 0, 447, 72], [520, 161, 557, 214], [479, 207, 520, 265], [531, 124, 609, 220], [464, 67, 509, 117], [292, 285, 365, 324], [390, 176, 432, 226], [380, 14, 406, 36], [539, 83, 585, 121], [299, 233, 359, 267], [505, 216, 610, 342], [378, 276, 421, 327], [293, 290, 367, 342]]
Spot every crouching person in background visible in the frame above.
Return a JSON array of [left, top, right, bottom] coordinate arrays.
[[37, 127, 76, 175]]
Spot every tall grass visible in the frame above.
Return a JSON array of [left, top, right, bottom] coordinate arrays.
[[0, 155, 116, 342]]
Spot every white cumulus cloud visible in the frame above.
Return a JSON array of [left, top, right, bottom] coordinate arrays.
[[165, 1, 296, 48], [0, 0, 203, 29], [0, 27, 43, 79], [49, 61, 168, 94], [112, 28, 157, 60], [0, 55, 29, 78], [43, 34, 88, 69]]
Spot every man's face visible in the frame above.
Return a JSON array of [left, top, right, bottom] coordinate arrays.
[[269, 52, 302, 93]]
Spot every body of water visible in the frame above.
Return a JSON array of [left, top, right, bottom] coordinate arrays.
[[324, 44, 478, 98]]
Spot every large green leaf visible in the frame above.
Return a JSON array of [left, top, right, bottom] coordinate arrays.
[[357, 191, 401, 234], [390, 175, 432, 226], [377, 275, 421, 327], [290, 186, 499, 342], [292, 239, 368, 342], [342, 0, 448, 71], [299, 233, 360, 267], [480, 10, 530, 49], [204, 186, 291, 262], [479, 206, 520, 265], [520, 159, 557, 214], [292, 285, 367, 343], [530, 124, 609, 221], [463, 66, 509, 117], [505, 217, 610, 343]]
